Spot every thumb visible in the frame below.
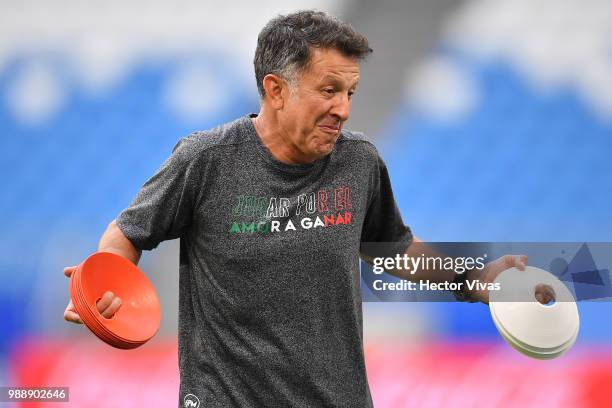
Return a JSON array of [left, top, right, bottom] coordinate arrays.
[[64, 265, 78, 278]]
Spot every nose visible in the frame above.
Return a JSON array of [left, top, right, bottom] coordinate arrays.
[[330, 93, 351, 123]]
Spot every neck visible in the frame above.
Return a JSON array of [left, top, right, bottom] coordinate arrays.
[[251, 106, 317, 165]]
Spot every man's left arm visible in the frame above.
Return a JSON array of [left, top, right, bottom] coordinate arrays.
[[381, 237, 528, 304], [358, 149, 527, 304]]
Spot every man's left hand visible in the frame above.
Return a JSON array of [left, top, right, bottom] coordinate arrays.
[[467, 255, 528, 304]]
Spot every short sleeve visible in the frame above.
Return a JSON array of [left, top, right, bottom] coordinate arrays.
[[116, 135, 203, 250], [360, 152, 413, 258]]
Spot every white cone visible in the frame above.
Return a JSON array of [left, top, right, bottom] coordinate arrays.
[[489, 266, 579, 359]]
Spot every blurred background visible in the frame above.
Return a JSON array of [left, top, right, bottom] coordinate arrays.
[[1, 0, 612, 406]]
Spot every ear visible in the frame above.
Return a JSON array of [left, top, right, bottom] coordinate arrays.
[[262, 74, 288, 110]]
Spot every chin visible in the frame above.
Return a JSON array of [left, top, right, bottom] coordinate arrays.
[[315, 143, 336, 156], [307, 133, 338, 157]]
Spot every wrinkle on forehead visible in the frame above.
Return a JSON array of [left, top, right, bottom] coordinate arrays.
[[303, 48, 360, 85]]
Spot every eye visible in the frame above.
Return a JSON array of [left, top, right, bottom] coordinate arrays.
[[348, 90, 355, 99], [323, 88, 335, 95]]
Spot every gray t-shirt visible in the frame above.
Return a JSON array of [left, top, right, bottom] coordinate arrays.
[[116, 114, 412, 407]]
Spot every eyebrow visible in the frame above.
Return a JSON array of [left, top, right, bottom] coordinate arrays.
[[320, 75, 359, 89]]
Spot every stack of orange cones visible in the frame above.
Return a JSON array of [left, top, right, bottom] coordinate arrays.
[[70, 252, 161, 349]]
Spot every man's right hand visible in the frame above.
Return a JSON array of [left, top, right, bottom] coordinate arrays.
[[63, 266, 122, 324]]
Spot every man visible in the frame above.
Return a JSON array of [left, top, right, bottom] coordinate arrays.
[[64, 10, 527, 407]]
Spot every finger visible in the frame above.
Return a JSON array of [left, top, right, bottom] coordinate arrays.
[[64, 310, 83, 324], [64, 301, 83, 324], [502, 255, 516, 269], [96, 291, 114, 313], [515, 255, 527, 271], [503, 255, 527, 270], [535, 291, 552, 305], [535, 283, 555, 305], [101, 297, 122, 319], [535, 290, 554, 304], [64, 266, 78, 278]]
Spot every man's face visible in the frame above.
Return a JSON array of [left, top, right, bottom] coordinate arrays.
[[278, 48, 360, 162]]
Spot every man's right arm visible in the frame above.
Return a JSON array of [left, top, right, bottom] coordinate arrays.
[[63, 219, 139, 324], [64, 133, 203, 324], [97, 219, 142, 265]]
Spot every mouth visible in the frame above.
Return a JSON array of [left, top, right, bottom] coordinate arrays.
[[318, 124, 340, 134]]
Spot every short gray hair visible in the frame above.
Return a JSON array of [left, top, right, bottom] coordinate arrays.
[[254, 10, 372, 98]]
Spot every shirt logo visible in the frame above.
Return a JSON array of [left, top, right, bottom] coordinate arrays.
[[183, 394, 200, 408], [230, 186, 354, 234]]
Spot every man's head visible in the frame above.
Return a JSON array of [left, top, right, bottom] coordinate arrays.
[[253, 10, 372, 163]]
